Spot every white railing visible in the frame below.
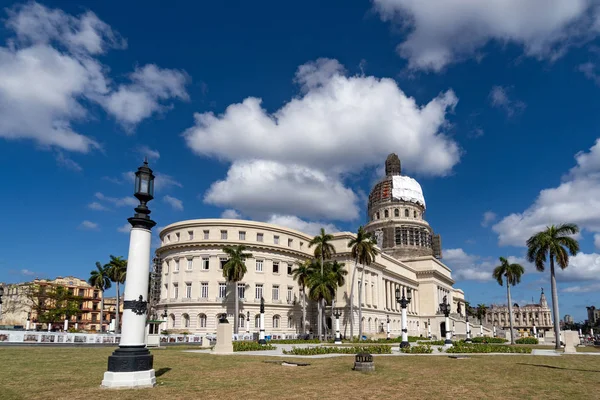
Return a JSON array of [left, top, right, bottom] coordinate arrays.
[[0, 330, 121, 344]]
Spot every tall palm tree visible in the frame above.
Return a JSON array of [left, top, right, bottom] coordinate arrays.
[[526, 223, 580, 350], [292, 259, 313, 335], [222, 245, 252, 334], [348, 226, 378, 340], [307, 263, 336, 338], [88, 262, 112, 333], [308, 228, 336, 340], [106, 255, 127, 334], [492, 257, 525, 345], [476, 304, 487, 325], [328, 260, 347, 319]]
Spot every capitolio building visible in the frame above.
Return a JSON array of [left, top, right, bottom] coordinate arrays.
[[156, 154, 488, 339]]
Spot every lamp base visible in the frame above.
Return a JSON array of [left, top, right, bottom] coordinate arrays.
[[258, 339, 266, 345], [399, 341, 410, 348], [102, 346, 155, 389], [101, 370, 156, 389], [465, 338, 472, 343]]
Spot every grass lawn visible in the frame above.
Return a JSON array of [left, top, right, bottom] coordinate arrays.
[[577, 346, 600, 353], [1, 347, 599, 400]]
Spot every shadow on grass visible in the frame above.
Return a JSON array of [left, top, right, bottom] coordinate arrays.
[[156, 367, 172, 377], [516, 363, 600, 373]]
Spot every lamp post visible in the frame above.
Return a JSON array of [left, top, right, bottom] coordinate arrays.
[[439, 296, 452, 347], [395, 286, 412, 348], [452, 320, 455, 337], [161, 306, 168, 334], [102, 159, 157, 389], [465, 305, 472, 343], [258, 297, 266, 344], [386, 315, 390, 340], [26, 312, 31, 331], [246, 311, 250, 335], [427, 318, 432, 339], [532, 321, 537, 338], [479, 323, 483, 337], [0, 285, 4, 319], [493, 325, 497, 337], [333, 309, 342, 344]]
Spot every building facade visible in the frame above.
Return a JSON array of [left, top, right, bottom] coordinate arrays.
[[485, 289, 553, 336], [587, 306, 600, 326], [156, 154, 487, 339]]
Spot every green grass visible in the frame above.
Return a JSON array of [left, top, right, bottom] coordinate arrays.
[[0, 347, 599, 399]]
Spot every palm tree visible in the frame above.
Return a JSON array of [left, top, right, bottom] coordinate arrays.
[[106, 255, 127, 334], [328, 260, 347, 319], [306, 263, 336, 338], [88, 262, 112, 333], [292, 259, 313, 335], [492, 257, 525, 345], [222, 245, 252, 334], [476, 304, 487, 325], [526, 223, 580, 350], [348, 226, 378, 340], [308, 228, 336, 340]]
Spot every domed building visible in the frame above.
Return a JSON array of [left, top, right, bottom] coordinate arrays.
[[155, 154, 488, 340]]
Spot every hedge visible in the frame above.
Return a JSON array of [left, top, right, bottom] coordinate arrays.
[[446, 344, 532, 354], [515, 337, 539, 344], [282, 345, 392, 355], [401, 344, 433, 354], [233, 341, 276, 351]]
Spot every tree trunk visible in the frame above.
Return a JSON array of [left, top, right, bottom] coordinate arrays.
[[506, 277, 515, 345], [234, 281, 239, 335], [100, 294, 104, 333], [320, 253, 325, 342], [115, 282, 120, 334], [550, 256, 561, 350], [349, 257, 358, 340], [317, 300, 322, 340], [301, 287, 307, 335], [358, 265, 365, 340]]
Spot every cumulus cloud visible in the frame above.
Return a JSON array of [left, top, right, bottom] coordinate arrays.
[[163, 195, 183, 211], [117, 223, 131, 233], [266, 215, 339, 236], [0, 2, 188, 153], [221, 209, 241, 219], [185, 58, 460, 222], [87, 202, 108, 211], [443, 248, 494, 281], [595, 234, 600, 249], [137, 145, 160, 161], [562, 282, 600, 293], [493, 139, 600, 246], [373, 0, 599, 71], [579, 62, 600, 85], [488, 86, 526, 117], [79, 220, 98, 230], [55, 151, 83, 172], [481, 211, 497, 227], [94, 192, 137, 207]]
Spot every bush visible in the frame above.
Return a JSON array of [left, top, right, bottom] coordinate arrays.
[[418, 340, 446, 346], [446, 344, 532, 354], [471, 337, 507, 344], [269, 339, 321, 344], [516, 337, 539, 344], [233, 341, 276, 352], [401, 344, 433, 354], [282, 345, 392, 355]]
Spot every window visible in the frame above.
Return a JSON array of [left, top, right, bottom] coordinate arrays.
[[376, 212, 380, 219], [188, 230, 194, 240], [203, 230, 209, 240], [218, 283, 227, 299], [221, 230, 228, 240], [78, 289, 84, 296], [272, 285, 279, 301], [414, 210, 417, 218], [257, 233, 264, 242], [274, 235, 280, 244], [394, 208, 399, 217], [174, 259, 180, 272], [201, 282, 209, 298], [239, 315, 245, 328], [273, 315, 280, 329], [164, 284, 168, 297], [255, 284, 263, 299], [170, 314, 175, 328], [183, 314, 190, 328], [173, 284, 179, 299], [300, 242, 304, 249], [287, 287, 293, 302], [185, 283, 192, 298], [220, 257, 228, 269], [273, 262, 279, 274], [384, 210, 389, 218], [239, 231, 246, 240], [199, 314, 207, 328], [164, 260, 169, 274], [93, 290, 99, 299], [287, 263, 292, 275], [166, 234, 170, 243], [404, 209, 409, 217], [256, 260, 263, 272], [255, 315, 260, 328], [187, 258, 193, 270], [202, 257, 209, 270], [175, 232, 180, 242], [238, 283, 245, 299], [288, 238, 293, 247]]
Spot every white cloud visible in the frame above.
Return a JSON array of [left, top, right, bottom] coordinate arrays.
[[595, 234, 600, 249], [481, 211, 497, 227], [373, 0, 599, 71], [442, 248, 494, 281], [493, 139, 600, 246], [94, 192, 137, 207], [87, 202, 108, 211], [488, 86, 526, 117], [20, 269, 36, 276], [121, 171, 182, 191], [137, 145, 160, 161], [579, 62, 600, 86], [185, 58, 460, 221], [555, 252, 600, 282], [221, 209, 241, 219], [163, 195, 183, 211], [79, 220, 98, 230], [266, 215, 339, 236], [117, 223, 131, 233], [55, 151, 82, 172], [0, 2, 187, 153], [562, 282, 600, 293]]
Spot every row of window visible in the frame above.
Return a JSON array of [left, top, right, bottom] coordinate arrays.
[[166, 282, 296, 302], [173, 313, 290, 329], [372, 208, 421, 221], [163, 229, 304, 248], [394, 227, 433, 248], [164, 257, 294, 275]]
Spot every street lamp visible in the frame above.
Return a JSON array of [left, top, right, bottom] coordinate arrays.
[[395, 286, 412, 348], [258, 297, 266, 344], [161, 306, 168, 334], [0, 284, 4, 319], [333, 309, 342, 344], [246, 311, 250, 335], [427, 318, 432, 339], [439, 296, 452, 347], [102, 159, 157, 389], [26, 312, 31, 331], [465, 304, 472, 343], [386, 315, 390, 340]]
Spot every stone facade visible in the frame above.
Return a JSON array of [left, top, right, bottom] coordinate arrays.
[[485, 289, 553, 336]]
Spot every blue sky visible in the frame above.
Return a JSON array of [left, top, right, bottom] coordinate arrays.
[[1, 0, 600, 321]]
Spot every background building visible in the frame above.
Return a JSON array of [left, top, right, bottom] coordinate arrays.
[[485, 289, 553, 337], [587, 306, 600, 326], [156, 154, 489, 339]]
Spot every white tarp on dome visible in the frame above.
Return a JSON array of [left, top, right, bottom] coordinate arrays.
[[391, 176, 426, 209]]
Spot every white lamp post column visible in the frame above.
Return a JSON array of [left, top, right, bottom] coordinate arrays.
[[102, 159, 157, 389], [440, 296, 452, 347], [493, 325, 497, 337], [26, 313, 31, 331], [246, 311, 250, 335], [533, 322, 537, 337], [258, 297, 266, 344], [395, 287, 412, 348], [479, 324, 483, 337], [333, 309, 342, 344], [386, 315, 390, 340], [427, 318, 432, 339], [64, 318, 68, 332]]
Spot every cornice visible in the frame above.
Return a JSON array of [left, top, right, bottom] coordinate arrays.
[[156, 240, 313, 260]]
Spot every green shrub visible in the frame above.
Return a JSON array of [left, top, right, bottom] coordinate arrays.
[[269, 339, 321, 344], [471, 336, 507, 344], [446, 344, 532, 354], [515, 337, 539, 344], [400, 344, 433, 354], [233, 341, 276, 352], [282, 345, 392, 355], [347, 336, 420, 343], [418, 340, 446, 346]]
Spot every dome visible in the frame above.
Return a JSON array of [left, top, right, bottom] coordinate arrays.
[[390, 175, 426, 209], [368, 154, 426, 210]]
